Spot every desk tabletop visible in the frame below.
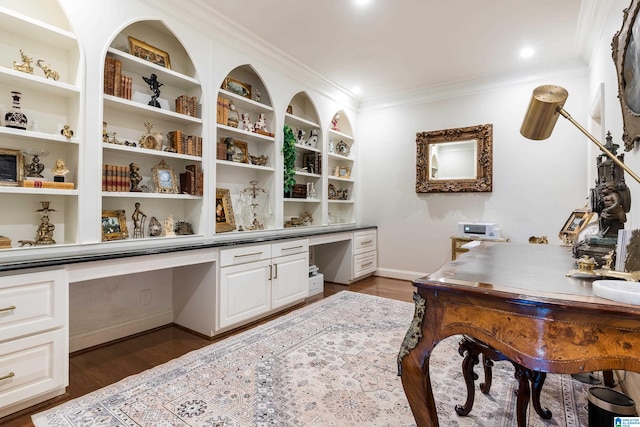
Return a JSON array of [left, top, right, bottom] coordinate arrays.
[[416, 242, 640, 312]]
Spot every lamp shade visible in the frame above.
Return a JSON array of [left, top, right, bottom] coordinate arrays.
[[520, 85, 569, 140]]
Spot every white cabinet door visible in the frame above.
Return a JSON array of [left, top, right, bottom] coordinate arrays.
[[272, 252, 308, 309], [218, 259, 271, 330]]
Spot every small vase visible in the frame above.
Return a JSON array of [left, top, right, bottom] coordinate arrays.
[[5, 91, 28, 130]]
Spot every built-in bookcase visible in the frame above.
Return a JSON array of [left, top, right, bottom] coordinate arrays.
[[327, 110, 355, 225]]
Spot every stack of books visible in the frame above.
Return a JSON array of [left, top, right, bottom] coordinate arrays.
[[175, 95, 198, 117], [179, 164, 203, 196], [167, 130, 202, 156], [101, 164, 130, 192], [104, 56, 132, 99]]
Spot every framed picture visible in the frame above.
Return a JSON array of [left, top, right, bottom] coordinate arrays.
[[152, 159, 179, 194], [334, 165, 351, 179], [232, 140, 248, 163], [216, 188, 236, 233], [222, 77, 252, 99], [128, 36, 171, 69], [559, 208, 594, 245], [0, 148, 24, 186], [101, 210, 129, 241]]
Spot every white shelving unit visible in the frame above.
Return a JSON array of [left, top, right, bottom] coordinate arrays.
[[283, 92, 322, 227], [327, 112, 355, 225], [101, 20, 203, 242], [0, 5, 82, 247], [216, 65, 276, 234]]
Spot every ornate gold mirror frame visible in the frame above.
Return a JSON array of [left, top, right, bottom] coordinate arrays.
[[416, 123, 493, 193], [613, 0, 640, 151]]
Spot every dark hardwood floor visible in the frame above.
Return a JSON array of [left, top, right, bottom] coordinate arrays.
[[3, 276, 414, 427]]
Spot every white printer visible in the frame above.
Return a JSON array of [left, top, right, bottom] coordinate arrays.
[[457, 222, 501, 239]]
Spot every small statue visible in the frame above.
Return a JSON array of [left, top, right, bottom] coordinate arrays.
[[35, 202, 56, 245], [254, 89, 261, 102], [142, 73, 163, 108], [148, 216, 162, 236], [161, 214, 175, 237], [36, 59, 60, 80], [296, 128, 306, 145], [241, 112, 254, 132], [227, 101, 239, 128], [13, 49, 33, 74], [306, 129, 318, 147], [60, 124, 74, 141], [132, 202, 147, 238], [129, 162, 142, 192], [254, 113, 267, 132], [50, 159, 69, 182], [224, 137, 235, 161], [331, 113, 340, 131], [25, 154, 45, 178], [103, 121, 109, 142]]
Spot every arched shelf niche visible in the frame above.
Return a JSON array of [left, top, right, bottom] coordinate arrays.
[[215, 64, 275, 234], [0, 2, 83, 249], [283, 91, 322, 228], [327, 109, 355, 225], [101, 19, 204, 244]]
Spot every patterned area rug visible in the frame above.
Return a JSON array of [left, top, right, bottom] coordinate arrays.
[[33, 291, 590, 426]]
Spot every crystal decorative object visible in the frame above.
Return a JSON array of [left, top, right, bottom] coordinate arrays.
[[5, 91, 28, 130]]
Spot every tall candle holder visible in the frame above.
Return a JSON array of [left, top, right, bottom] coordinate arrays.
[[241, 180, 269, 231]]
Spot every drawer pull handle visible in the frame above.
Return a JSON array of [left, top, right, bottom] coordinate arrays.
[[282, 245, 303, 251], [0, 305, 16, 313], [361, 262, 374, 267], [234, 252, 263, 259], [0, 372, 15, 381], [274, 263, 278, 279], [268, 264, 272, 280], [360, 240, 373, 245]]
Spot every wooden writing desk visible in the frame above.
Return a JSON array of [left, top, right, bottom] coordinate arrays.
[[398, 243, 640, 426], [450, 235, 509, 260]]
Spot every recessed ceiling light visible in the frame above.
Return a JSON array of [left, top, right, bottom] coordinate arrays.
[[354, 0, 372, 6], [520, 47, 535, 59], [351, 86, 362, 95]]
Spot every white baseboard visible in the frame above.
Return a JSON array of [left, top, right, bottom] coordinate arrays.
[[69, 310, 174, 352], [374, 268, 428, 281]]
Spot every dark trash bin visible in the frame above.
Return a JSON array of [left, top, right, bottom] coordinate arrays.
[[587, 387, 636, 427]]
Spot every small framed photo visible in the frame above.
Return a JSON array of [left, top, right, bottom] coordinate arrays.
[[559, 208, 593, 245], [222, 77, 252, 99], [216, 188, 236, 233], [128, 36, 171, 69], [152, 159, 179, 194], [0, 148, 24, 186], [334, 165, 351, 179], [232, 140, 249, 163], [101, 210, 129, 241]]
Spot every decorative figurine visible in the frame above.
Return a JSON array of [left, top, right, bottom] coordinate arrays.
[[241, 112, 254, 132], [60, 124, 74, 141], [36, 59, 59, 80], [50, 159, 69, 182], [161, 214, 175, 237], [142, 73, 163, 108], [24, 153, 45, 178], [254, 89, 261, 102], [103, 121, 109, 142], [224, 137, 235, 161], [18, 202, 56, 247], [5, 91, 28, 130], [254, 113, 267, 132], [296, 128, 306, 145], [227, 101, 239, 128], [132, 202, 147, 238], [139, 122, 157, 149], [331, 113, 340, 131], [129, 162, 142, 192], [148, 216, 162, 237], [175, 220, 194, 235], [13, 49, 33, 74], [306, 129, 318, 147]]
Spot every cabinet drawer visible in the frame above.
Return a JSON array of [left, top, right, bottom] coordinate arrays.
[[354, 230, 377, 255], [0, 328, 68, 410], [0, 269, 67, 342], [271, 239, 308, 258], [353, 251, 377, 279], [220, 244, 271, 267]]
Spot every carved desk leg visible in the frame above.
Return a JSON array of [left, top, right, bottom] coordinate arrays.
[[398, 292, 440, 426], [455, 337, 480, 416]]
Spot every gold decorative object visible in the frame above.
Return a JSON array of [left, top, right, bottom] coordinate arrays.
[[60, 124, 74, 141], [566, 252, 640, 281], [248, 154, 268, 166], [13, 49, 33, 74], [139, 122, 157, 149], [528, 236, 549, 244], [36, 59, 59, 80], [151, 159, 178, 194], [18, 201, 56, 246]]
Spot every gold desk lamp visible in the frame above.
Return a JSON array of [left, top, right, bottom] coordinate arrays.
[[521, 84, 640, 281]]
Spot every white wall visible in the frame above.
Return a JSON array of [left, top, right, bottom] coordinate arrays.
[[359, 71, 590, 278]]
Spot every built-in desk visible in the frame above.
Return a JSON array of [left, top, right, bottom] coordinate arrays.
[[0, 225, 376, 419], [398, 242, 640, 426]]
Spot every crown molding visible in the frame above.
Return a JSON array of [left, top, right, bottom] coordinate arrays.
[[138, 0, 361, 111], [575, 0, 616, 63]]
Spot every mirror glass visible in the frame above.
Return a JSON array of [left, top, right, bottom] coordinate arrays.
[[416, 124, 492, 193], [428, 140, 477, 180]]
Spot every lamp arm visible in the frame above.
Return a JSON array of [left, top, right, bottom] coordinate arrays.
[[558, 108, 640, 185]]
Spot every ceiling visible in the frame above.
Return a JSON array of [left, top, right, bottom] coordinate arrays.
[[195, 0, 608, 102]]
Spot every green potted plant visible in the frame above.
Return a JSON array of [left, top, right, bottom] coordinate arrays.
[[283, 124, 296, 197]]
